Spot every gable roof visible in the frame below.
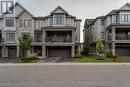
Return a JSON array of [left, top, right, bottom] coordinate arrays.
[[51, 6, 68, 14], [119, 2, 130, 10], [84, 19, 95, 28], [15, 2, 34, 17]]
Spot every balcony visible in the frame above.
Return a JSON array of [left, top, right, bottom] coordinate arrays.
[[46, 37, 72, 43], [116, 35, 130, 40]]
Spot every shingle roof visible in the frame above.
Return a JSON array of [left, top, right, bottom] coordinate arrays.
[[105, 10, 118, 16], [84, 19, 95, 28]]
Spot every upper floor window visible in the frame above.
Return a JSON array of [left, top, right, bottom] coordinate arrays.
[[55, 15, 64, 25], [5, 18, 14, 27], [121, 13, 130, 22], [19, 19, 32, 27], [101, 19, 104, 25], [66, 19, 70, 25], [37, 20, 43, 28], [24, 19, 28, 27], [50, 18, 53, 25], [19, 19, 23, 27], [6, 31, 16, 41], [28, 19, 32, 27]]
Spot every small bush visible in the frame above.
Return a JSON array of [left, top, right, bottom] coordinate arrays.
[[106, 51, 112, 58], [20, 56, 39, 63], [73, 54, 83, 58]]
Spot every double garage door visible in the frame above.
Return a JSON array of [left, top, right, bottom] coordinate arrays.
[[116, 47, 130, 57], [47, 47, 71, 58]]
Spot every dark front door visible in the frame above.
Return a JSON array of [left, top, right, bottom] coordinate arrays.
[[8, 47, 17, 58]]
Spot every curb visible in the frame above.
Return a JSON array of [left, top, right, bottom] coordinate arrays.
[[0, 63, 130, 66]]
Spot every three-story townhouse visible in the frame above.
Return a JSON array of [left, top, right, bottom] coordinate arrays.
[[84, 3, 130, 57], [0, 2, 81, 58]]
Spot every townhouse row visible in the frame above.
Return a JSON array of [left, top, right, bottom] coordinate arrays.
[[0, 2, 81, 58], [83, 3, 130, 57]]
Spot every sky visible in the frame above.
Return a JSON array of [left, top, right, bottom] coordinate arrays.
[[1, 0, 130, 42]]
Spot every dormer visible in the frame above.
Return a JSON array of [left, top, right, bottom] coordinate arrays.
[[119, 3, 130, 11], [51, 6, 68, 26], [119, 3, 130, 23], [51, 6, 68, 15]]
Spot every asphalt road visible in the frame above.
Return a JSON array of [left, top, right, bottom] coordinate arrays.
[[0, 63, 130, 87]]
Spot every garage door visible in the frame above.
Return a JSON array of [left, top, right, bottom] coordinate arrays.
[[8, 47, 17, 58], [116, 47, 130, 56], [48, 47, 71, 58]]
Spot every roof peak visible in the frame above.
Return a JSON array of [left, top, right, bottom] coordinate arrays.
[[51, 6, 68, 14]]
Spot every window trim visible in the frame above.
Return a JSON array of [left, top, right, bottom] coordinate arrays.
[[5, 18, 14, 27], [6, 31, 16, 41]]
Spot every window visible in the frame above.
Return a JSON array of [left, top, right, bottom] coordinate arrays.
[[6, 32, 16, 41], [1, 1, 13, 14], [55, 15, 64, 25], [101, 19, 104, 25], [121, 13, 130, 22], [50, 18, 53, 25], [5, 18, 14, 27], [128, 15, 130, 22], [66, 19, 70, 25], [24, 19, 28, 27], [28, 19, 32, 27], [19, 19, 23, 27]]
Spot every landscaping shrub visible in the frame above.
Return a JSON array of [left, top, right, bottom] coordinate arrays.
[[20, 56, 39, 63], [106, 51, 112, 58], [73, 54, 83, 58]]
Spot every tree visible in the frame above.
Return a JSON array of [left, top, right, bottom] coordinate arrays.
[[19, 33, 32, 57], [96, 38, 104, 56]]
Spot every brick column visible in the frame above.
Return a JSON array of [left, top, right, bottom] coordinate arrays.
[[42, 45, 46, 58], [2, 46, 7, 58], [17, 45, 20, 58], [42, 29, 46, 58], [43, 29, 46, 43], [112, 26, 116, 55], [72, 30, 75, 42], [71, 45, 75, 57]]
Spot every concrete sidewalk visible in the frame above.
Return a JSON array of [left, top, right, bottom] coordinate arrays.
[[0, 63, 130, 66]]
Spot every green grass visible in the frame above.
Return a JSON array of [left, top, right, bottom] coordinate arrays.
[[74, 55, 130, 63]]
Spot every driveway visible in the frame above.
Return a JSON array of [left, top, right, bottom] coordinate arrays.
[[0, 63, 130, 87]]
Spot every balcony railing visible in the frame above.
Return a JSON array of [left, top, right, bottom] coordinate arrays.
[[116, 35, 130, 40], [46, 37, 72, 42]]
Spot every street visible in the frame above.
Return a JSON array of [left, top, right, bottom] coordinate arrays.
[[0, 63, 130, 87]]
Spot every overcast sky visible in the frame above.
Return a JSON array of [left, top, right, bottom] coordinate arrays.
[[2, 0, 130, 42]]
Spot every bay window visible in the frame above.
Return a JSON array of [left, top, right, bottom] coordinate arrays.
[[121, 12, 130, 22], [55, 15, 64, 25]]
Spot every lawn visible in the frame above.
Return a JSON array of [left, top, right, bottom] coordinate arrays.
[[74, 55, 130, 63]]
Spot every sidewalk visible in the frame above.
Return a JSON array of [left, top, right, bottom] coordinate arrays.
[[0, 63, 130, 66]]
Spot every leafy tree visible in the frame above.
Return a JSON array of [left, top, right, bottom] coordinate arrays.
[[19, 33, 32, 57], [96, 38, 104, 56]]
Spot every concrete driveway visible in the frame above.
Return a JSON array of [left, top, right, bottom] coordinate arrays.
[[0, 63, 130, 87]]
